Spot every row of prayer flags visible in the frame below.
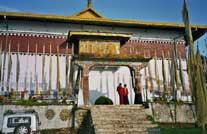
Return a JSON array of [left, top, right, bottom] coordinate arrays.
[[0, 42, 71, 95]]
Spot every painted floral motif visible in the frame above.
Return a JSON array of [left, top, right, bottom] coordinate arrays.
[[45, 109, 55, 120], [59, 109, 71, 121]]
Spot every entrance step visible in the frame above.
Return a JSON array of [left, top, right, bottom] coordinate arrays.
[[88, 105, 159, 134]]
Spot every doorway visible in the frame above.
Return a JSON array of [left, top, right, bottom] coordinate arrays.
[[89, 66, 135, 105]]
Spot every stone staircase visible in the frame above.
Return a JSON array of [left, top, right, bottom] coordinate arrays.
[[89, 105, 159, 134]]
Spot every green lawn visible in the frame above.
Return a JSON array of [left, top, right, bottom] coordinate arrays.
[[161, 127, 202, 134], [41, 127, 202, 134]]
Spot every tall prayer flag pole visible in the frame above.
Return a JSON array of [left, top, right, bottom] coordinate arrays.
[[69, 55, 74, 94], [204, 39, 207, 80], [0, 41, 2, 86], [24, 42, 29, 91], [154, 50, 160, 93], [195, 47, 207, 132], [178, 53, 185, 92], [30, 72, 33, 91], [16, 43, 20, 91], [186, 53, 192, 99], [48, 43, 52, 92], [6, 41, 12, 91], [196, 48, 206, 97], [204, 56, 207, 80], [35, 44, 38, 91], [65, 43, 72, 96], [2, 17, 9, 91], [173, 44, 181, 90], [56, 45, 61, 93], [148, 62, 154, 92], [170, 39, 177, 102], [144, 66, 148, 102], [162, 51, 167, 97], [167, 51, 171, 91], [182, 0, 207, 131], [42, 44, 45, 91]]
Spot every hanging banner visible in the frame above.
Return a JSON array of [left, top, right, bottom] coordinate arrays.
[[42, 45, 45, 91], [48, 44, 52, 92], [35, 44, 38, 91], [154, 51, 160, 92], [56, 46, 61, 93], [162, 51, 167, 94], [0, 41, 2, 86], [6, 41, 12, 91], [148, 62, 154, 92], [16, 43, 20, 91]]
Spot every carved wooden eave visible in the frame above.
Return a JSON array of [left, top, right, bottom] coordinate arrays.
[[68, 31, 132, 45]]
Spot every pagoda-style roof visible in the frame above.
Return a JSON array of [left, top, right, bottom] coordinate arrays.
[[0, 2, 207, 40]]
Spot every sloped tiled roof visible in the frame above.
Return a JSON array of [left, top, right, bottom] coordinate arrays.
[[0, 6, 206, 41]]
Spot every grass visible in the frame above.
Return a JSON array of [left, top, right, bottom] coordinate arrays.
[[38, 127, 204, 134], [13, 100, 49, 106], [40, 128, 77, 134], [161, 127, 202, 134], [159, 123, 202, 134]]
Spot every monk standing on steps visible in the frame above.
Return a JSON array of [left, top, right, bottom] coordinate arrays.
[[123, 84, 129, 104], [117, 83, 124, 104]]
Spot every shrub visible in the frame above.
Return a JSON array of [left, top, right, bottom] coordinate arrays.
[[4, 110, 14, 116], [95, 96, 113, 105], [0, 96, 5, 104]]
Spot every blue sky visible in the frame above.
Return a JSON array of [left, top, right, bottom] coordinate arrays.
[[0, 0, 207, 56]]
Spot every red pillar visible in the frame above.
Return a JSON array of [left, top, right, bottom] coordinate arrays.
[[83, 76, 89, 105], [134, 68, 143, 104], [82, 65, 90, 105]]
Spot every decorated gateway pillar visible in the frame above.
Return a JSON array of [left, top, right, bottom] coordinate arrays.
[[82, 64, 90, 105], [134, 67, 143, 104]]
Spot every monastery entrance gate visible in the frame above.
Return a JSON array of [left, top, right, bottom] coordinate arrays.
[[69, 31, 151, 105], [73, 58, 148, 105]]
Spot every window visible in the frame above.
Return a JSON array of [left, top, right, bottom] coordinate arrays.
[[7, 117, 31, 128]]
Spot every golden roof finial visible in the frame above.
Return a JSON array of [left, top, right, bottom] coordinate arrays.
[[87, 0, 92, 8]]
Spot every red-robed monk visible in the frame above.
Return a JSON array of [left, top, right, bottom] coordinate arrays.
[[123, 84, 129, 104], [117, 83, 124, 104]]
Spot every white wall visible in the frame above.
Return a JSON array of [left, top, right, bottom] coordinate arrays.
[[0, 20, 183, 40], [0, 105, 73, 130]]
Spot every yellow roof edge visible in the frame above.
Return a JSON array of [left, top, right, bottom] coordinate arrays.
[[1, 11, 207, 29], [0, 11, 70, 19], [69, 31, 132, 38]]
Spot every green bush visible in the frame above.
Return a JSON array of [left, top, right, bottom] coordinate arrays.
[[95, 96, 113, 105], [13, 100, 51, 106], [4, 110, 14, 116]]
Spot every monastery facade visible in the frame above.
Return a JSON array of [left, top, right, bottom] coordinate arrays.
[[0, 1, 207, 105]]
